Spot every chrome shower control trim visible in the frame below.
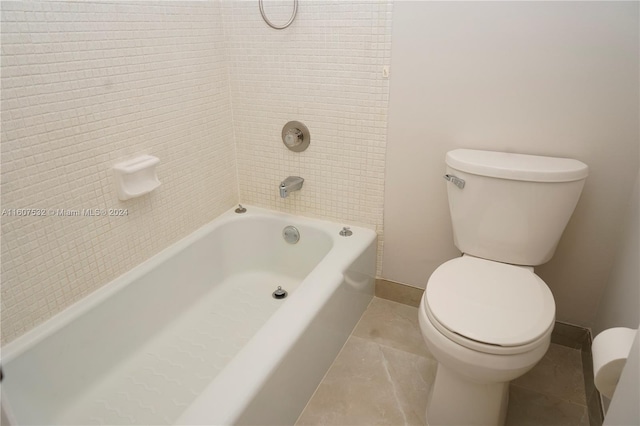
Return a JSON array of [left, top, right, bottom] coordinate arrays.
[[282, 121, 310, 152]]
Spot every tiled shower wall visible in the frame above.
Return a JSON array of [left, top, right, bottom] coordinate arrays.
[[223, 1, 392, 273], [1, 1, 392, 345], [0, 1, 238, 344]]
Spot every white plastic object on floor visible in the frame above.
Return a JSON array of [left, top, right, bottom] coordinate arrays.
[[112, 155, 161, 200], [592, 327, 637, 399]]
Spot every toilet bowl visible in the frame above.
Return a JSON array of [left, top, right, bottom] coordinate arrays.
[[419, 255, 554, 425], [419, 149, 588, 425]]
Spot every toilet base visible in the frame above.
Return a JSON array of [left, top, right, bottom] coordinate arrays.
[[426, 364, 509, 426]]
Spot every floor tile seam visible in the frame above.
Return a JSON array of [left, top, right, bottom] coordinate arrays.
[[377, 344, 410, 426], [293, 333, 363, 424], [510, 383, 589, 409], [366, 338, 436, 363]]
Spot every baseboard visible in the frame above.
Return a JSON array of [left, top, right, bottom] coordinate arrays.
[[375, 278, 424, 307]]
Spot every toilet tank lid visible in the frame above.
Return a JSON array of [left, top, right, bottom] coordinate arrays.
[[446, 149, 588, 182]]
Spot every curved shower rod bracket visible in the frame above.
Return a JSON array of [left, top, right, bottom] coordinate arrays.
[[259, 0, 298, 30]]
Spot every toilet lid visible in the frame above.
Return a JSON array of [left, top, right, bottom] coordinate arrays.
[[426, 256, 555, 347]]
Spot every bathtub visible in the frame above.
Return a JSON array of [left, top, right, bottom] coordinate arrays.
[[1, 205, 377, 425]]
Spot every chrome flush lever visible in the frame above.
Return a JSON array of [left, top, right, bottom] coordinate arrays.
[[444, 174, 465, 189]]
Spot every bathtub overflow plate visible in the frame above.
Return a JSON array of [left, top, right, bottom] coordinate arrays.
[[283, 225, 300, 244]]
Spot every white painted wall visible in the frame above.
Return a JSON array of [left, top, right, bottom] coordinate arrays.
[[593, 171, 639, 335], [590, 165, 639, 416], [383, 1, 639, 326]]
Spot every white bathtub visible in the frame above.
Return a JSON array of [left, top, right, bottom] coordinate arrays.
[[1, 205, 377, 425]]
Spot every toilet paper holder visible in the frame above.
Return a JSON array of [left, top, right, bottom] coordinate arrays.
[[592, 327, 636, 399]]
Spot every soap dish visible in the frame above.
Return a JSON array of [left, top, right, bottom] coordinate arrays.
[[113, 155, 161, 200]]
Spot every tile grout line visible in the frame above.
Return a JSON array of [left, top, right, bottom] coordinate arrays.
[[378, 345, 409, 426], [293, 297, 377, 425]]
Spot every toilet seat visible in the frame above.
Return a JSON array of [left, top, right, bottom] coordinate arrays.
[[425, 256, 555, 355]]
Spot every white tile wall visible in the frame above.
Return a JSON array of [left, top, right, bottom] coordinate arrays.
[[1, 0, 392, 345], [223, 0, 393, 275], [0, 1, 238, 344]]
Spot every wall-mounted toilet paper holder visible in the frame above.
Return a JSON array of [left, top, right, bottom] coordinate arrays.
[[592, 327, 637, 399]]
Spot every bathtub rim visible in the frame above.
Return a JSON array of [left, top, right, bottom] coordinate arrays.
[[1, 205, 376, 365]]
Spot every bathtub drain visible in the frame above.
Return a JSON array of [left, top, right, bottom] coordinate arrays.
[[272, 286, 288, 299]]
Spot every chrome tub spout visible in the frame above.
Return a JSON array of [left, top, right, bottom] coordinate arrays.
[[279, 176, 304, 198]]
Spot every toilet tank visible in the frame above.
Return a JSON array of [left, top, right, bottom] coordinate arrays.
[[445, 149, 588, 266]]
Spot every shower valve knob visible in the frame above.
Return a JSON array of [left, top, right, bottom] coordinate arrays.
[[284, 129, 303, 147], [282, 121, 310, 152]]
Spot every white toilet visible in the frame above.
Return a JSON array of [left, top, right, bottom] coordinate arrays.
[[419, 149, 588, 426]]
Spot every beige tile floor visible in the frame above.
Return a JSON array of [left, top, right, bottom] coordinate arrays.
[[296, 298, 590, 426]]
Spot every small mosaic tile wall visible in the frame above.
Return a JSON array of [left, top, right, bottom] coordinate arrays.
[[222, 0, 393, 275], [1, 1, 238, 344], [1, 0, 392, 344]]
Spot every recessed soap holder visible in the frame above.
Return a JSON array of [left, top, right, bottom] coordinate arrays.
[[113, 155, 161, 201]]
